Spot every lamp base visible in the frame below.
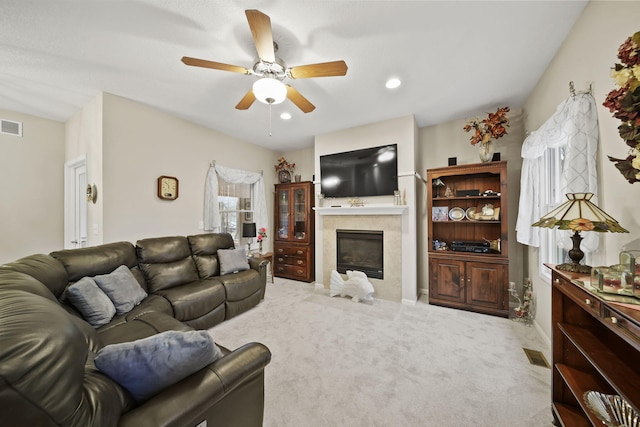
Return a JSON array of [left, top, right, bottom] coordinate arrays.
[[556, 262, 592, 274]]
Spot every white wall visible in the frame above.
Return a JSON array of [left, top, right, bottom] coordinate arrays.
[[65, 93, 103, 247], [0, 109, 65, 263], [99, 93, 280, 248], [523, 1, 640, 344], [280, 146, 315, 183]]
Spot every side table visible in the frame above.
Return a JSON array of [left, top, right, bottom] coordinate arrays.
[[253, 252, 274, 283]]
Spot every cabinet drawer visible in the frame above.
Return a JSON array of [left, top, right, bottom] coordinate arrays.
[[275, 264, 308, 278], [275, 246, 308, 257], [276, 256, 307, 267], [602, 306, 640, 346], [554, 276, 601, 316]]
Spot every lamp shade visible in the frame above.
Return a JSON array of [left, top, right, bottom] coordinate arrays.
[[532, 192, 628, 273], [532, 193, 628, 233], [242, 222, 257, 238], [252, 78, 287, 105]]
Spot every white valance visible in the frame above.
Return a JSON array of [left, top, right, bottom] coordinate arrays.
[[204, 164, 268, 235], [516, 92, 599, 248]]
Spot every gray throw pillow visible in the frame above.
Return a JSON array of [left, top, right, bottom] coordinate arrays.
[[66, 276, 116, 328], [93, 265, 147, 315], [218, 248, 250, 275], [95, 330, 223, 402]]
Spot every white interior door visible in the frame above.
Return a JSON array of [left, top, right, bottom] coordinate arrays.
[[64, 157, 88, 249]]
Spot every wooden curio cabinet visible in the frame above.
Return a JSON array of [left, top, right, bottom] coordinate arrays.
[[426, 161, 509, 317], [274, 181, 315, 282]]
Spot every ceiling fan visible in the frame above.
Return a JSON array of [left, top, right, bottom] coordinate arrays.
[[181, 9, 348, 113]]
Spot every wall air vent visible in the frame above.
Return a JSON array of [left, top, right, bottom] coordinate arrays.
[[1, 119, 23, 137]]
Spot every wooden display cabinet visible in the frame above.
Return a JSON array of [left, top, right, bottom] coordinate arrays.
[[274, 181, 315, 282], [426, 161, 509, 317], [549, 265, 640, 426]]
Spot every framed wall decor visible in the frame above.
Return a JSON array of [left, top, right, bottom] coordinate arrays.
[[243, 198, 253, 221]]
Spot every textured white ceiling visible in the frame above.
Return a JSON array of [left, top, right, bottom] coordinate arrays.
[[0, 0, 588, 151]]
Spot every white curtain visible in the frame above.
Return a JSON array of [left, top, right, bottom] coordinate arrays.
[[204, 163, 268, 235], [516, 92, 599, 249]]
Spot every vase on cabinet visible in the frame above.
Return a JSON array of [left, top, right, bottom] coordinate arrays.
[[478, 141, 495, 163]]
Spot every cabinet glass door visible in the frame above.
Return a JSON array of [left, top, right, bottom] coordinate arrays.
[[277, 189, 289, 240], [293, 188, 307, 242]]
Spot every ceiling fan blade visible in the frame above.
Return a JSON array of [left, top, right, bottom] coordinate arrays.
[[235, 89, 256, 110], [286, 85, 315, 113], [289, 60, 348, 79], [245, 9, 275, 63], [181, 57, 249, 74]]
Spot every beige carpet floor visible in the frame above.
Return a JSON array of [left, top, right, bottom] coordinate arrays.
[[209, 278, 554, 427]]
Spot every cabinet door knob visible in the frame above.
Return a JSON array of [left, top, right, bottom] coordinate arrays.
[[296, 250, 303, 255], [296, 260, 303, 265], [277, 248, 284, 253], [611, 316, 619, 324], [554, 279, 560, 284], [585, 298, 592, 306]]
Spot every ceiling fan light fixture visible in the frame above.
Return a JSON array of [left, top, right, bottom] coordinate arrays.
[[385, 77, 402, 89], [253, 77, 287, 105]]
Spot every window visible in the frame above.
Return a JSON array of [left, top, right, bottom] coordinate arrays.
[[218, 179, 252, 243], [539, 146, 572, 279]]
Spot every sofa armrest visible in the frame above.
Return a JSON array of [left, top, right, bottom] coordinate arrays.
[[118, 342, 271, 427], [248, 258, 268, 272]]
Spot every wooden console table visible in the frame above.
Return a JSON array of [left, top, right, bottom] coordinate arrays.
[[548, 264, 640, 425]]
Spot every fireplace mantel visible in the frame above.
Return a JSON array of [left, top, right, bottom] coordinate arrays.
[[314, 205, 408, 216]]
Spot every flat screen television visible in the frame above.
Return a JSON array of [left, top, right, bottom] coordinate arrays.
[[320, 144, 398, 198]]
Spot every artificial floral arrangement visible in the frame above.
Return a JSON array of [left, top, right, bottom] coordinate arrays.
[[257, 227, 267, 252], [603, 30, 640, 184], [463, 106, 511, 145], [274, 157, 295, 173], [513, 278, 533, 326]]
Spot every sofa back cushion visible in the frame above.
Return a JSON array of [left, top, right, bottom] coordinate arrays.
[[136, 236, 199, 293], [0, 289, 125, 426], [0, 254, 69, 298], [187, 233, 235, 278], [51, 242, 145, 290]]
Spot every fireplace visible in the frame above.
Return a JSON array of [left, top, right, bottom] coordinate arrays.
[[336, 229, 383, 279]]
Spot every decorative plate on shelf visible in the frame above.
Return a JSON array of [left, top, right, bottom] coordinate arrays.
[[583, 391, 639, 427], [449, 207, 465, 221], [465, 207, 477, 221]]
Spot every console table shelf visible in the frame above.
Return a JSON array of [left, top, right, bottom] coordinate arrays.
[[549, 265, 640, 426]]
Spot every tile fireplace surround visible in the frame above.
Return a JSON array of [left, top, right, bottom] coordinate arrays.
[[314, 205, 415, 304]]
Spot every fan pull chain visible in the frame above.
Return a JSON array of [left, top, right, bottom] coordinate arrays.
[[269, 103, 273, 137]]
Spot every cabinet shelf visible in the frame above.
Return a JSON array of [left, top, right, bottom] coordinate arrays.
[[432, 196, 500, 202], [558, 323, 640, 412], [432, 220, 501, 224], [552, 403, 590, 427], [555, 364, 614, 426]]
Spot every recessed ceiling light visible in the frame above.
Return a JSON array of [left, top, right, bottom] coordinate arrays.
[[385, 78, 401, 89], [280, 112, 292, 120]]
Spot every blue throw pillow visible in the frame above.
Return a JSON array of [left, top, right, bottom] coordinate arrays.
[[66, 276, 116, 328], [95, 330, 223, 402], [93, 265, 147, 315]]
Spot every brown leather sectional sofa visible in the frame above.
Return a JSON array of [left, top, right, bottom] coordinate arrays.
[[0, 232, 271, 427]]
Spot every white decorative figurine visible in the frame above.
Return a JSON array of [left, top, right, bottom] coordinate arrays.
[[329, 270, 374, 304]]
